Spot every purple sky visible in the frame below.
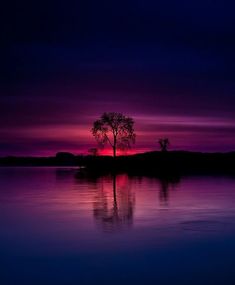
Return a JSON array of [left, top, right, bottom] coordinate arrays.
[[1, 1, 235, 155]]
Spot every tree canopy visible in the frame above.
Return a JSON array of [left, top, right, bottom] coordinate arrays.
[[158, 138, 170, 152], [92, 112, 136, 157]]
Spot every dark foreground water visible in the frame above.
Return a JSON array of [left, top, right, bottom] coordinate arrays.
[[1, 167, 235, 285]]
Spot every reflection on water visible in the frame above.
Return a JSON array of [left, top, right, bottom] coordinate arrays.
[[158, 176, 179, 206], [92, 174, 135, 232], [1, 167, 235, 285], [74, 171, 179, 232]]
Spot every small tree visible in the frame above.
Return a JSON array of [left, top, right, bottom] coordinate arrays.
[[158, 138, 170, 152], [92, 112, 136, 157], [88, 148, 99, 156]]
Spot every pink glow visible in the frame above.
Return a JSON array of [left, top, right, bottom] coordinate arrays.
[[1, 82, 235, 156]]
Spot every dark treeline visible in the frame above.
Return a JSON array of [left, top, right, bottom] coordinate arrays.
[[1, 151, 235, 176], [83, 151, 235, 176]]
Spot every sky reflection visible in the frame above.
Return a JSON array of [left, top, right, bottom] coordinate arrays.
[[1, 168, 235, 284], [1, 167, 235, 239]]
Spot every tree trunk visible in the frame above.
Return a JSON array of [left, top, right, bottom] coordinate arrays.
[[113, 136, 117, 158], [113, 145, 116, 158]]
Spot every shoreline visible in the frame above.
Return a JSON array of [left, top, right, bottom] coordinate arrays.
[[1, 151, 235, 176]]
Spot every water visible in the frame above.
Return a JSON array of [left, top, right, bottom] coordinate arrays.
[[1, 167, 235, 284]]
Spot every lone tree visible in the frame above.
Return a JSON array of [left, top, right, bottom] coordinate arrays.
[[158, 138, 170, 152], [92, 112, 136, 157]]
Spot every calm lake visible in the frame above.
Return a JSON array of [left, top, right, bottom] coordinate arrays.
[[1, 167, 235, 284]]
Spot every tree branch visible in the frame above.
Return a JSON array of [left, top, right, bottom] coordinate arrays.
[[105, 134, 113, 147]]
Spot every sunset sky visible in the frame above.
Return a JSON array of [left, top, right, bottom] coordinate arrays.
[[1, 0, 235, 155]]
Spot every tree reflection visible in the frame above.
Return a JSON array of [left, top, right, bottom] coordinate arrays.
[[158, 176, 180, 206], [74, 170, 181, 231], [93, 174, 135, 232]]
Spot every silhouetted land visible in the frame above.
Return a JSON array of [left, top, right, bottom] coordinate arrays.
[[1, 151, 235, 176]]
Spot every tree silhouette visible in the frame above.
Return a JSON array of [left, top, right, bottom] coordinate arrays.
[[92, 112, 136, 157], [88, 147, 99, 156], [158, 138, 170, 152]]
